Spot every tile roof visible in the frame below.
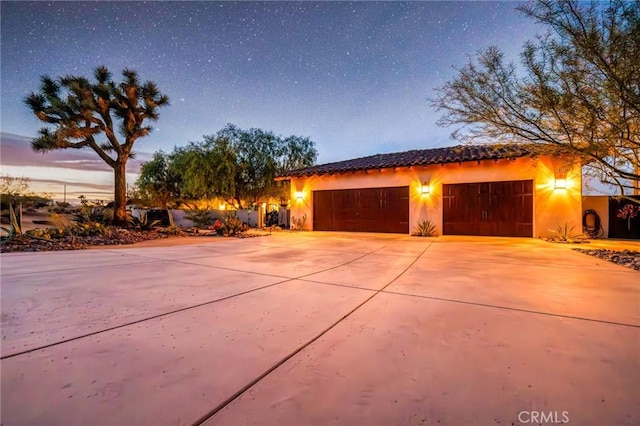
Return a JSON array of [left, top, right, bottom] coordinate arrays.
[[279, 144, 538, 178]]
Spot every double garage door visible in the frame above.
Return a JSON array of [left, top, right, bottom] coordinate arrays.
[[442, 180, 533, 237], [312, 180, 533, 237], [313, 186, 409, 233]]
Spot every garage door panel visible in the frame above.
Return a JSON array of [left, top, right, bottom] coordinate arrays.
[[356, 189, 382, 232], [333, 191, 358, 232], [382, 187, 410, 233], [312, 191, 334, 231], [443, 180, 533, 237], [313, 187, 409, 234], [443, 183, 480, 235]]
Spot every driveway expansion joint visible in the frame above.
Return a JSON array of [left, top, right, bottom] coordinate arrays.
[[191, 238, 438, 425], [382, 290, 640, 328]]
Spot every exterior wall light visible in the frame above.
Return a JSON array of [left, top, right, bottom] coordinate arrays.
[[421, 183, 430, 195], [554, 178, 567, 190], [294, 191, 304, 200], [219, 203, 226, 210]]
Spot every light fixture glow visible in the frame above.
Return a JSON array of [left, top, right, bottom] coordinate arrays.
[[421, 183, 430, 195], [554, 178, 567, 189], [294, 191, 304, 200], [219, 203, 226, 210]]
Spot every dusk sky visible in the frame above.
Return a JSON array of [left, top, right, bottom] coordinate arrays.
[[1, 1, 542, 199]]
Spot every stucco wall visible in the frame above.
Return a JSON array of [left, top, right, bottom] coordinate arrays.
[[289, 156, 582, 237], [582, 196, 609, 237]]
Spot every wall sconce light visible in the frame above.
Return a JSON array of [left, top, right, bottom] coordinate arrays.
[[219, 203, 226, 210], [294, 191, 304, 200], [421, 182, 430, 195], [554, 178, 567, 190]]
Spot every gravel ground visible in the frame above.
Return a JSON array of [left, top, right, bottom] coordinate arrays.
[[573, 248, 640, 271], [0, 228, 268, 253], [0, 229, 180, 253]]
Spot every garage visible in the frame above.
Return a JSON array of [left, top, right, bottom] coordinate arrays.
[[282, 145, 580, 237], [313, 186, 409, 233], [443, 180, 533, 237]]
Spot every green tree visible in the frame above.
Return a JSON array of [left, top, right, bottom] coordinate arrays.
[[24, 66, 169, 225], [136, 151, 181, 209], [432, 0, 639, 194], [172, 124, 317, 208]]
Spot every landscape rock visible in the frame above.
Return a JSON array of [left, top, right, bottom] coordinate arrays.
[[573, 248, 640, 271], [0, 229, 178, 253]]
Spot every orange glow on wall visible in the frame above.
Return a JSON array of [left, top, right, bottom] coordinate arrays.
[[288, 156, 582, 236]]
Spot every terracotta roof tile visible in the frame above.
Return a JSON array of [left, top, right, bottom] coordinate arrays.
[[279, 144, 536, 178]]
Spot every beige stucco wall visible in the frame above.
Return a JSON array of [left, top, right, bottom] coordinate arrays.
[[582, 195, 609, 237], [289, 156, 583, 237]]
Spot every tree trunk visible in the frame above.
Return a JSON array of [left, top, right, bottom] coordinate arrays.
[[113, 160, 128, 226]]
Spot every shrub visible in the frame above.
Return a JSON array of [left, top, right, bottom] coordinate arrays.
[[73, 197, 113, 226], [291, 214, 307, 231], [222, 213, 244, 236], [412, 219, 437, 237], [545, 223, 587, 243], [183, 204, 212, 228], [129, 211, 161, 231]]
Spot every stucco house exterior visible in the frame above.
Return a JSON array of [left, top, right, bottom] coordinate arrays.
[[279, 144, 583, 237]]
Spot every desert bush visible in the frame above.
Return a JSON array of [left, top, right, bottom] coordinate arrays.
[[291, 214, 307, 231], [183, 204, 213, 228], [412, 219, 437, 237], [546, 223, 587, 243], [74, 197, 113, 226], [129, 210, 161, 231], [222, 213, 244, 236]]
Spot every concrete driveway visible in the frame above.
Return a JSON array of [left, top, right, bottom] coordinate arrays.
[[1, 233, 638, 425]]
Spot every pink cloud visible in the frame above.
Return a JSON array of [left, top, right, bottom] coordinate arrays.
[[0, 132, 151, 173]]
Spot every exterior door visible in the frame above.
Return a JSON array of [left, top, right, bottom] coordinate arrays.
[[313, 187, 409, 233], [608, 196, 640, 239], [443, 180, 533, 237]]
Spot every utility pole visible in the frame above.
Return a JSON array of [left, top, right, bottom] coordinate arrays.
[[63, 184, 66, 203]]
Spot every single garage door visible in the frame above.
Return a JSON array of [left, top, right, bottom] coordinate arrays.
[[443, 180, 533, 237], [313, 186, 409, 233]]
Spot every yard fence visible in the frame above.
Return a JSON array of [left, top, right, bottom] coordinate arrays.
[[131, 206, 290, 229]]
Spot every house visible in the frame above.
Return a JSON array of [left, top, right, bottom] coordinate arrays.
[[278, 144, 583, 237]]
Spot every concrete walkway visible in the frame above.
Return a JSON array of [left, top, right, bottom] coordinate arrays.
[[1, 233, 638, 425]]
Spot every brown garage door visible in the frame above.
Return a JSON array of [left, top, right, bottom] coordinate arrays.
[[313, 187, 409, 233], [443, 180, 533, 237]]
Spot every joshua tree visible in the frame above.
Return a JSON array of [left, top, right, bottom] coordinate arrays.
[[25, 66, 169, 225]]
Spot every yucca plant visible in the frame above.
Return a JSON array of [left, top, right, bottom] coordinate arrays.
[[129, 211, 161, 231], [412, 219, 437, 237], [1, 204, 24, 238], [291, 214, 307, 231], [548, 223, 586, 243], [73, 199, 113, 226]]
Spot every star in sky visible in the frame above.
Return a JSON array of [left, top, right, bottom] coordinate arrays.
[[1, 1, 541, 167]]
